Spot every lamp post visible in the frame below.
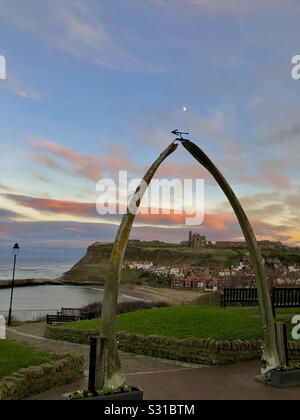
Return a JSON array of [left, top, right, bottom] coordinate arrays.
[[8, 243, 20, 326]]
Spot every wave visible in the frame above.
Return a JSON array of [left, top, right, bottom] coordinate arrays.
[[0, 261, 74, 280]]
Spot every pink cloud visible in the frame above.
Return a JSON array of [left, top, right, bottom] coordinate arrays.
[[4, 193, 97, 218], [3, 193, 298, 245], [31, 138, 140, 181]]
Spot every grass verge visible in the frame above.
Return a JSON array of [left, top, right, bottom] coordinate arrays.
[[0, 340, 53, 378], [65, 305, 299, 341]]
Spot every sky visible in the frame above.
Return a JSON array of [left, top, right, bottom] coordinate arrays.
[[1, 0, 300, 252]]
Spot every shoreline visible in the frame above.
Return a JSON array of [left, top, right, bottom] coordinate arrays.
[[119, 284, 203, 305], [0, 278, 203, 305], [0, 279, 63, 289]]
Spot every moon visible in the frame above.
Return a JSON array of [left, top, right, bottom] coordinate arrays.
[[182, 106, 187, 112]]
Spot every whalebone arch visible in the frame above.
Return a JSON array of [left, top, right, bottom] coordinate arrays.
[[100, 139, 280, 387]]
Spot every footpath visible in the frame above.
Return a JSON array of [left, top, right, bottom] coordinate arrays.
[[7, 323, 300, 400]]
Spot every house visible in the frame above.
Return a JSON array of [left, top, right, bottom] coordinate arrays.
[[216, 241, 246, 248], [170, 267, 181, 275], [123, 261, 153, 270], [218, 268, 231, 277], [171, 273, 218, 290]]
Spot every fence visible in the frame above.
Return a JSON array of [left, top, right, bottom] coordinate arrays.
[[0, 309, 59, 322]]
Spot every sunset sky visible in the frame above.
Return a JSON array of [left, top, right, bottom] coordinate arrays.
[[1, 0, 300, 251]]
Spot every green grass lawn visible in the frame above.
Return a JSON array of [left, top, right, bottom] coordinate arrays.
[[0, 340, 53, 379], [66, 305, 299, 341]]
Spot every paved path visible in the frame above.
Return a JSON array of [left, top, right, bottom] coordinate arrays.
[[27, 361, 300, 401], [7, 323, 300, 400], [7, 323, 201, 373], [128, 361, 300, 400]]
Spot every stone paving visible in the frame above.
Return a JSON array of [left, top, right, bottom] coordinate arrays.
[[7, 323, 300, 400], [7, 323, 202, 373]]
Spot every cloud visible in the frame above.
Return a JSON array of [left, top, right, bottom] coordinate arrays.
[[3, 192, 235, 231], [0, 73, 40, 100], [0, 0, 166, 72], [32, 155, 65, 172], [31, 138, 140, 181], [4, 193, 98, 219], [0, 208, 20, 220], [247, 204, 285, 219], [156, 162, 214, 183], [181, 107, 239, 146], [238, 191, 281, 208], [156, 0, 300, 15], [0, 220, 118, 250], [0, 183, 12, 191], [259, 169, 291, 189], [237, 158, 293, 190], [137, 211, 237, 232], [4, 191, 296, 241], [286, 193, 300, 209], [220, 190, 287, 220], [1, 191, 299, 247]]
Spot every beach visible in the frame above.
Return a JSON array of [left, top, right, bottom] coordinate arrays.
[[0, 277, 202, 308], [119, 284, 203, 305], [0, 282, 143, 322]]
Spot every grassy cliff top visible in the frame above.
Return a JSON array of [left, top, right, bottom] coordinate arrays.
[[60, 242, 245, 284], [60, 241, 300, 285]]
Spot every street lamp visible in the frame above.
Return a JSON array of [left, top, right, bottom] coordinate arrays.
[[8, 243, 20, 326]]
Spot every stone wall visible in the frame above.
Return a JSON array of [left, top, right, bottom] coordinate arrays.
[[44, 325, 300, 365], [0, 353, 84, 400]]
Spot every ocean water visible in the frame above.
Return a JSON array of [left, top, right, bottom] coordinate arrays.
[[0, 248, 84, 281], [0, 249, 141, 321], [0, 260, 75, 281], [0, 285, 139, 321]]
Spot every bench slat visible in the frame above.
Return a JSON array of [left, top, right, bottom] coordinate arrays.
[[222, 287, 300, 316], [47, 315, 76, 325]]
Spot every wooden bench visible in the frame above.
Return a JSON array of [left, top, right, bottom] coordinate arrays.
[[221, 287, 300, 317], [58, 307, 100, 320], [46, 315, 77, 325], [221, 288, 258, 308], [272, 287, 300, 316], [58, 308, 81, 319]]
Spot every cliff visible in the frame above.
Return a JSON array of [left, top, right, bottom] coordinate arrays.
[[60, 241, 300, 285], [60, 241, 244, 284]]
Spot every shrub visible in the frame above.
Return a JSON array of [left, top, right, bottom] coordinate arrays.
[[193, 291, 220, 306], [81, 300, 170, 316]]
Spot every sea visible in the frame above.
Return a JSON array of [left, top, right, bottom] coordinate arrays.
[[0, 248, 84, 281], [0, 248, 138, 321]]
